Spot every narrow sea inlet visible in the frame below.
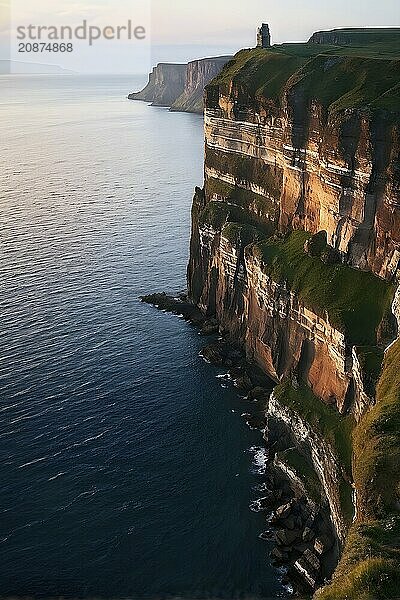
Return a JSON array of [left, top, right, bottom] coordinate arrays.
[[0, 75, 284, 599]]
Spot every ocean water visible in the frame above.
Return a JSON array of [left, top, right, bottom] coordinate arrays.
[[0, 75, 284, 599]]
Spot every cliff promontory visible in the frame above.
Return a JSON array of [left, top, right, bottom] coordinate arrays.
[[188, 28, 400, 598], [129, 56, 232, 113], [128, 63, 186, 107]]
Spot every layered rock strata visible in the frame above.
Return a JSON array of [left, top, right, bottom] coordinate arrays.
[[187, 31, 400, 596]]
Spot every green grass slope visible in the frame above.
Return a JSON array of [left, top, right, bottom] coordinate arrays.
[[251, 231, 394, 346], [209, 32, 400, 114]]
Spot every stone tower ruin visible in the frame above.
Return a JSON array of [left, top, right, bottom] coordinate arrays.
[[257, 23, 271, 48]]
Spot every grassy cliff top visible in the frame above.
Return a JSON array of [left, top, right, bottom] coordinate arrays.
[[209, 32, 400, 113]]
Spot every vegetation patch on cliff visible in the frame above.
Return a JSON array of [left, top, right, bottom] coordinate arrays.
[[209, 47, 313, 100], [290, 53, 400, 113], [208, 44, 400, 114], [273, 381, 354, 530], [276, 447, 323, 504], [252, 230, 394, 345], [199, 200, 229, 230], [353, 339, 400, 520], [355, 346, 384, 397], [205, 147, 282, 201], [199, 199, 273, 239], [274, 380, 354, 478], [205, 177, 277, 222], [221, 222, 263, 246]]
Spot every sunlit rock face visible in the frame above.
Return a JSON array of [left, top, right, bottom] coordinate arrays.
[[188, 38, 400, 596], [189, 46, 399, 409], [189, 126, 397, 413], [203, 97, 400, 280]]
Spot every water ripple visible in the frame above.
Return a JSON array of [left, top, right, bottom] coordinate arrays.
[[0, 74, 283, 600]]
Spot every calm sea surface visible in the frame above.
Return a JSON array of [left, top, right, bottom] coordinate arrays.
[[0, 75, 285, 599]]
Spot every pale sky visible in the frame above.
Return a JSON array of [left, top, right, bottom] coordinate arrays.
[[152, 0, 400, 46], [1, 0, 399, 72]]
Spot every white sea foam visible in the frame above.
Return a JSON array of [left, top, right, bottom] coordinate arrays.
[[283, 583, 294, 596], [275, 565, 294, 597], [216, 372, 232, 380], [248, 445, 269, 475], [249, 499, 263, 512], [249, 497, 272, 513], [199, 352, 211, 364], [242, 413, 259, 431], [48, 471, 66, 481], [252, 482, 270, 493]]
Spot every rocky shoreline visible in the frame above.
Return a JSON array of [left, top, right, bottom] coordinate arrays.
[[141, 292, 338, 595]]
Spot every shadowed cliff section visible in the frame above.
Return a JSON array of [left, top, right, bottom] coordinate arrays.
[[128, 63, 186, 107], [309, 27, 400, 50], [128, 56, 232, 114], [316, 338, 400, 599], [188, 27, 400, 597]]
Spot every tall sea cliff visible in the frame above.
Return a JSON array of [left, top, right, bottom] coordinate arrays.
[[129, 56, 232, 113], [187, 28, 400, 598]]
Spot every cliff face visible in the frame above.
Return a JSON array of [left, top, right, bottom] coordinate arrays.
[[171, 57, 232, 113], [188, 32, 400, 596], [129, 56, 232, 113], [268, 390, 348, 543], [128, 63, 186, 107], [203, 67, 400, 280], [189, 45, 399, 405], [309, 27, 400, 47]]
